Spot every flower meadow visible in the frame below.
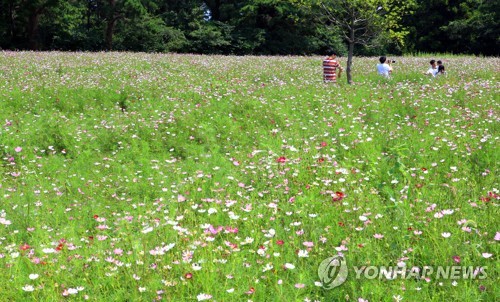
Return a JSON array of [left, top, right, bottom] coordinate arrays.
[[0, 52, 498, 301]]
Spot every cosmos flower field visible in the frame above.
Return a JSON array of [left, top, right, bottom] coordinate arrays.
[[0, 52, 498, 301]]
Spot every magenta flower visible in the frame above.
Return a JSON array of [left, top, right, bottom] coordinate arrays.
[[332, 191, 345, 202]]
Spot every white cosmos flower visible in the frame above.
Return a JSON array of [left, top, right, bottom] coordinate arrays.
[[262, 263, 273, 272], [298, 250, 309, 258], [441, 232, 451, 238], [197, 293, 212, 301], [141, 226, 153, 234]]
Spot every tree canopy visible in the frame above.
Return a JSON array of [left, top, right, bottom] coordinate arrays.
[[0, 0, 497, 55]]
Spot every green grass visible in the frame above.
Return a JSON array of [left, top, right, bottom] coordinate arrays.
[[0, 51, 498, 301]]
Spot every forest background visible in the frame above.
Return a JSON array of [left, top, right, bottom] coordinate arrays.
[[0, 0, 498, 56]]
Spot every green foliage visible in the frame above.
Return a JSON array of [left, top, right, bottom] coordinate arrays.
[[115, 16, 175, 52], [39, 0, 94, 50], [0, 0, 498, 55], [403, 0, 499, 55], [188, 21, 234, 54], [441, 0, 499, 55]]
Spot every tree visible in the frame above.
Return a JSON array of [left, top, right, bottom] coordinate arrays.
[[99, 0, 155, 50], [0, 0, 22, 48], [317, 0, 385, 84], [441, 0, 499, 55], [27, 0, 64, 49], [313, 0, 415, 84], [203, 0, 244, 22], [0, 0, 62, 49], [236, 0, 327, 55]]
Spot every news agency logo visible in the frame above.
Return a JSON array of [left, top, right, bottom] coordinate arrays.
[[317, 255, 348, 289], [318, 255, 488, 290]]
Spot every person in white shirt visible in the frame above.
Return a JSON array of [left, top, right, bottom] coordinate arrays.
[[377, 56, 393, 78], [425, 60, 439, 77]]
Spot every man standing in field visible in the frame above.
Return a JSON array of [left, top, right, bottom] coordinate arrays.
[[323, 50, 343, 83]]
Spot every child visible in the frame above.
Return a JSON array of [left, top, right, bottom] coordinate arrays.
[[437, 60, 445, 75]]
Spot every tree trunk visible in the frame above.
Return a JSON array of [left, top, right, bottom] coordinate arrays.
[[27, 8, 43, 50], [205, 0, 222, 21], [105, 0, 117, 50], [346, 28, 355, 85], [86, 0, 92, 29], [8, 1, 16, 44], [105, 18, 116, 50]]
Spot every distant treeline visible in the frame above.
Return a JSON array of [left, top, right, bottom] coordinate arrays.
[[0, 0, 498, 55]]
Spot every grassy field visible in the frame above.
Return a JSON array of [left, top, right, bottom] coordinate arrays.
[[0, 52, 498, 301]]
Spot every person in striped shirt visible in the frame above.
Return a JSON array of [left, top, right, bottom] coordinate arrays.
[[323, 50, 343, 83]]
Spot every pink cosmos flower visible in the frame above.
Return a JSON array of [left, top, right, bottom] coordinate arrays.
[[225, 226, 238, 233]]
